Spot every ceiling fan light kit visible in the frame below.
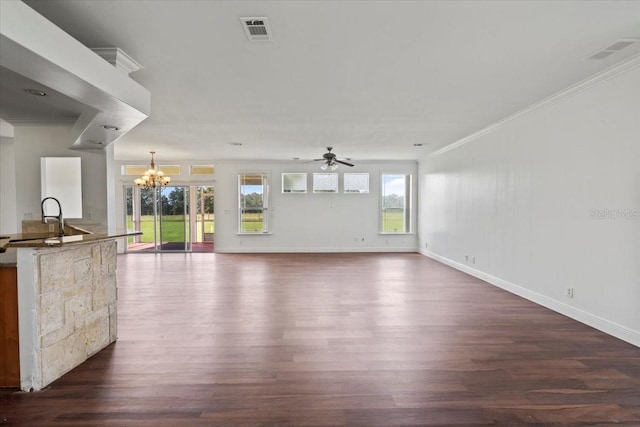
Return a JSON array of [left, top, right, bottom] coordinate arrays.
[[320, 162, 338, 171]]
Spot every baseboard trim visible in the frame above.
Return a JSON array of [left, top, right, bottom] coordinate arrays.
[[215, 247, 419, 254], [420, 249, 640, 348]]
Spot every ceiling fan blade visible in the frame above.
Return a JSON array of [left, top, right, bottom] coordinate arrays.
[[335, 159, 354, 167]]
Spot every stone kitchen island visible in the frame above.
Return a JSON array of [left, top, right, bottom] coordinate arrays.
[[0, 229, 139, 391]]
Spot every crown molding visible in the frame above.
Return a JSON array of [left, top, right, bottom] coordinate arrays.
[[91, 47, 143, 75], [429, 53, 640, 159]]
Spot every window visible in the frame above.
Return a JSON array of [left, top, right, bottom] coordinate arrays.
[[344, 173, 369, 193], [190, 165, 215, 175], [282, 173, 307, 193], [157, 165, 181, 175], [239, 173, 269, 233], [381, 173, 411, 233], [121, 165, 147, 176], [313, 173, 338, 193]]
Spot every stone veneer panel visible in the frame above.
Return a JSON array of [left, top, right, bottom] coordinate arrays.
[[34, 240, 117, 389]]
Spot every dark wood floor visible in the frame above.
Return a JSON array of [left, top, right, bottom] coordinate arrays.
[[2, 253, 639, 426]]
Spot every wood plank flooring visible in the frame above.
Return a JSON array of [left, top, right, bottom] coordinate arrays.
[[1, 252, 639, 426]]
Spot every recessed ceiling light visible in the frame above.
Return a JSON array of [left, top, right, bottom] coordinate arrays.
[[87, 140, 104, 145], [101, 124, 120, 131], [228, 142, 243, 146], [24, 88, 47, 96]]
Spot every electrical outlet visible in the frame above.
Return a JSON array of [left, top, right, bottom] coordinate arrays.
[[566, 288, 574, 298]]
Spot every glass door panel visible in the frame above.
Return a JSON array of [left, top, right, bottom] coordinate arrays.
[[194, 186, 214, 252], [142, 187, 159, 252], [125, 186, 158, 252], [158, 186, 190, 252], [125, 187, 135, 246]]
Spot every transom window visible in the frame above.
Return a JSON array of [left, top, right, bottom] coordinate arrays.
[[282, 173, 307, 193], [313, 173, 338, 193], [344, 173, 369, 193]]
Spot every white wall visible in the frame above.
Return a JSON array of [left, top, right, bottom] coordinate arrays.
[[418, 62, 640, 346], [215, 160, 417, 252], [13, 125, 108, 229], [0, 136, 17, 233], [112, 158, 418, 253]]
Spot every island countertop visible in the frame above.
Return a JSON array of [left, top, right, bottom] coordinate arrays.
[[0, 225, 141, 254]]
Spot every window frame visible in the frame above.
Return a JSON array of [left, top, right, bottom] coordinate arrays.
[[282, 173, 308, 193], [312, 173, 339, 193], [238, 173, 270, 234], [343, 173, 369, 194], [380, 173, 412, 234]]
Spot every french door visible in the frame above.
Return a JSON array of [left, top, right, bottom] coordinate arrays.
[[126, 185, 214, 253], [125, 185, 189, 252], [125, 185, 215, 253]]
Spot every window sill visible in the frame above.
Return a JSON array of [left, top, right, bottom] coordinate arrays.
[[378, 232, 415, 235], [236, 232, 272, 236]]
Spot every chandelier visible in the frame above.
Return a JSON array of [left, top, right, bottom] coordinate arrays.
[[134, 151, 171, 188]]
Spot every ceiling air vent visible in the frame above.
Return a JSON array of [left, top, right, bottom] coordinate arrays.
[[240, 17, 272, 42], [588, 38, 638, 60]]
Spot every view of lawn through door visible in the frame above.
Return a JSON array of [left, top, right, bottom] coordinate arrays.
[[125, 185, 214, 253], [158, 186, 189, 251]]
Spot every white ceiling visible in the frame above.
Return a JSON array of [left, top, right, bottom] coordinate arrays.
[[11, 0, 640, 161]]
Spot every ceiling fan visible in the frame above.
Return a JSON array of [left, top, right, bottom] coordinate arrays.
[[313, 147, 354, 170]]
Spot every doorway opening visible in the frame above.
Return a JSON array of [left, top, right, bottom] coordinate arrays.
[[125, 185, 214, 253]]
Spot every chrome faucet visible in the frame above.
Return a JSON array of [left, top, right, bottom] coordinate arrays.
[[41, 197, 64, 237]]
